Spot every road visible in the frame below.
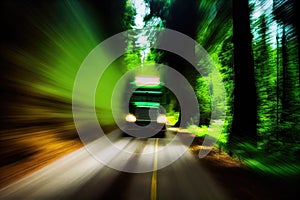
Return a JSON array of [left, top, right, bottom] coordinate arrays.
[[0, 129, 230, 200]]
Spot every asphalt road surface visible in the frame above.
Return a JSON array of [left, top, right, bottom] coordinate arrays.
[[0, 129, 230, 200]]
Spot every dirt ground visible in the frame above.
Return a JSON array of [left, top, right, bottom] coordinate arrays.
[[0, 128, 83, 189]]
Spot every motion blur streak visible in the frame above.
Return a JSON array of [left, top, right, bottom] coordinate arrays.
[[0, 130, 228, 200], [1, 1, 123, 188]]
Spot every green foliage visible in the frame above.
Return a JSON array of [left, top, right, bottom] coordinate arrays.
[[124, 50, 142, 70], [232, 142, 300, 177], [252, 12, 277, 140], [123, 0, 137, 29], [250, 0, 300, 148], [187, 125, 208, 137], [196, 0, 232, 53], [187, 122, 228, 149], [190, 0, 233, 145], [146, 48, 164, 64], [213, 34, 234, 142], [166, 111, 179, 126], [196, 76, 211, 125]]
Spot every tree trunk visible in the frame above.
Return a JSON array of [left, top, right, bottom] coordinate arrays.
[[230, 0, 257, 147]]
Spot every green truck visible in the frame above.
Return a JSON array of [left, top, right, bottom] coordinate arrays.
[[125, 76, 167, 137]]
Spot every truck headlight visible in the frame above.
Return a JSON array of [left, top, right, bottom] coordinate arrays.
[[125, 114, 136, 122], [157, 114, 167, 124]]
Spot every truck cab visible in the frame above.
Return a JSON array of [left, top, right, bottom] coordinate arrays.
[[124, 76, 167, 137]]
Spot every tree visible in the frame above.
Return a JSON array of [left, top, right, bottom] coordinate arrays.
[[252, 13, 277, 145], [145, 0, 201, 127], [273, 0, 300, 142], [273, 0, 300, 82], [230, 0, 257, 147]]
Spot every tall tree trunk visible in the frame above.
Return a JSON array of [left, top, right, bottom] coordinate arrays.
[[281, 26, 288, 122], [276, 28, 280, 140], [230, 0, 257, 147]]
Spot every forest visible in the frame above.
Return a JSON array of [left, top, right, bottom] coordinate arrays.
[[122, 0, 300, 176], [1, 0, 299, 189]]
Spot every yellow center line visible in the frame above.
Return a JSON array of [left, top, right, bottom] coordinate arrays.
[[150, 138, 159, 200]]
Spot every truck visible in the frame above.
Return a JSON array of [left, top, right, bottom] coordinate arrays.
[[124, 76, 167, 138]]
